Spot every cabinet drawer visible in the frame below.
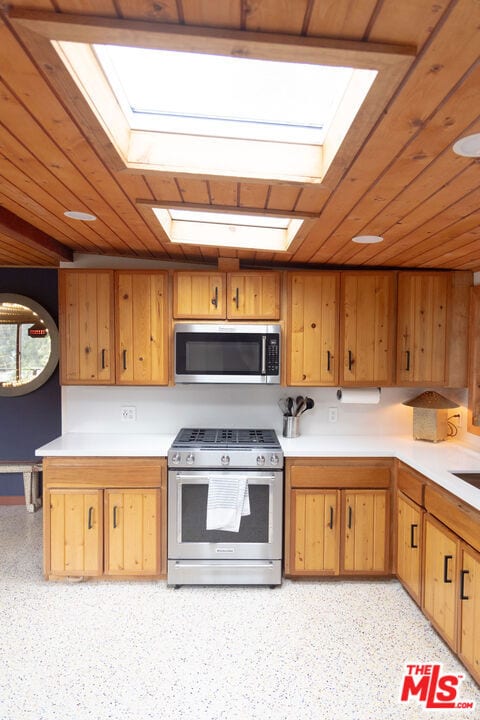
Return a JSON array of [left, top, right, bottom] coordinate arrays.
[[290, 465, 391, 489], [43, 457, 165, 489], [397, 464, 425, 506], [425, 485, 480, 553]]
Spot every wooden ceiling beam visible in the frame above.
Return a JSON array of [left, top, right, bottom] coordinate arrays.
[[0, 207, 73, 262], [9, 8, 416, 68], [136, 199, 320, 220]]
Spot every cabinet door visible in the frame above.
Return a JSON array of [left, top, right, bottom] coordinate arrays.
[[423, 515, 459, 649], [397, 273, 448, 385], [343, 490, 389, 573], [173, 272, 225, 318], [59, 270, 114, 384], [227, 272, 280, 320], [116, 271, 168, 385], [458, 546, 480, 684], [340, 272, 395, 385], [291, 490, 340, 574], [47, 489, 103, 577], [287, 272, 339, 386], [105, 489, 161, 576], [396, 491, 423, 604]]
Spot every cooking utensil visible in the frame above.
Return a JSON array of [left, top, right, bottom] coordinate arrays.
[[298, 397, 314, 415], [277, 397, 289, 415], [295, 398, 306, 416], [287, 397, 294, 416]]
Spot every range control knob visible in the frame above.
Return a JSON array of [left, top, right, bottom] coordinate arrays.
[[270, 454, 280, 466], [256, 455, 266, 466], [186, 453, 195, 466], [221, 454, 230, 466], [171, 452, 181, 465]]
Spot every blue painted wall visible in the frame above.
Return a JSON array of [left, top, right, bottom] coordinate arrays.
[[0, 269, 61, 496]]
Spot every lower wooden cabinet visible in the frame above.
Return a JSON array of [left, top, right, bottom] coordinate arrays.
[[459, 545, 480, 681], [286, 459, 392, 577], [292, 490, 340, 574], [396, 490, 423, 604], [48, 489, 103, 577], [43, 457, 166, 580], [343, 490, 388, 573], [423, 514, 459, 650], [104, 489, 161, 576]]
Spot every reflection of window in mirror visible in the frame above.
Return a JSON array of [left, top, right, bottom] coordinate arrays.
[[0, 294, 58, 397]]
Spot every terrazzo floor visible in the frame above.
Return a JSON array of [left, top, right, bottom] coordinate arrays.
[[0, 506, 479, 720]]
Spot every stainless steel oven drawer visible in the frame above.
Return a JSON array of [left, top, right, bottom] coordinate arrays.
[[168, 559, 282, 586]]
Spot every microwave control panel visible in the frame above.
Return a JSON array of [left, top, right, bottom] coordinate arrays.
[[266, 336, 280, 374]]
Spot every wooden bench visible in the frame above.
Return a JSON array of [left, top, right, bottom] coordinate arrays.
[[0, 462, 42, 512]]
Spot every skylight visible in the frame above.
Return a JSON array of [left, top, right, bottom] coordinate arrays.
[[152, 208, 303, 252], [53, 38, 379, 183], [93, 45, 356, 144]]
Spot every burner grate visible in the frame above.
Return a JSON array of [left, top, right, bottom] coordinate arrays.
[[173, 428, 279, 448]]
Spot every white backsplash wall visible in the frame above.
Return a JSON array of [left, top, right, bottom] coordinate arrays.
[[62, 385, 468, 439]]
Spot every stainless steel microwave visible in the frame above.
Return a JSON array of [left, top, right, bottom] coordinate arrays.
[[174, 323, 281, 384]]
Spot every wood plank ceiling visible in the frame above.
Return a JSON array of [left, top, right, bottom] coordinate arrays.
[[0, 0, 478, 270]]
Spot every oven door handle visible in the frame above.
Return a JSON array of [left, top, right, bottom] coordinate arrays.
[[174, 473, 277, 481]]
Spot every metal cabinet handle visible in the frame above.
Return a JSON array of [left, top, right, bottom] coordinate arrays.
[[348, 350, 353, 371], [113, 505, 118, 529], [443, 554, 453, 583], [122, 349, 127, 370], [211, 286, 218, 308], [460, 569, 469, 600], [233, 287, 239, 309], [347, 505, 352, 529], [87, 506, 94, 530], [405, 350, 411, 371], [101, 349, 106, 370], [328, 506, 334, 530], [410, 523, 418, 549], [327, 350, 332, 372]]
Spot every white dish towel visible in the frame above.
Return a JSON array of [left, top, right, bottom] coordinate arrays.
[[206, 476, 250, 532]]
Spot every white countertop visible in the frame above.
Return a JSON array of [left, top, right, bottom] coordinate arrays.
[[36, 433, 480, 511]]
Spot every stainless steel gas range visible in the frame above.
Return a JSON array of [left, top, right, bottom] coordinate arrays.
[[167, 428, 284, 587]]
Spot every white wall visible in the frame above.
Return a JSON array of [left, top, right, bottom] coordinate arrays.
[[62, 384, 468, 439]]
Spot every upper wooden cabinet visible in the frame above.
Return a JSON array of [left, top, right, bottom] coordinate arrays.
[[286, 272, 339, 386], [340, 272, 396, 385], [59, 269, 168, 386], [396, 271, 470, 387], [173, 271, 225, 319], [397, 272, 448, 385], [226, 272, 280, 320], [173, 270, 280, 320], [115, 271, 168, 385], [59, 270, 115, 384]]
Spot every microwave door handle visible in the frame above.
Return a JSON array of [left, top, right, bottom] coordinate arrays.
[[261, 335, 267, 375]]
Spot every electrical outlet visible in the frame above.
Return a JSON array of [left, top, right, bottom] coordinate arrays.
[[120, 406, 136, 421], [328, 406, 338, 423]]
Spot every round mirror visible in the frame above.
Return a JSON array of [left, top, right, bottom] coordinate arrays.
[[0, 293, 59, 396]]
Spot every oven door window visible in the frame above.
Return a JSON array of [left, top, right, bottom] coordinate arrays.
[[181, 484, 269, 543], [177, 333, 262, 375]]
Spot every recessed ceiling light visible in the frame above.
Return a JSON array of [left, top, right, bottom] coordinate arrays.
[[452, 133, 480, 158], [352, 235, 383, 244], [64, 210, 97, 221]]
